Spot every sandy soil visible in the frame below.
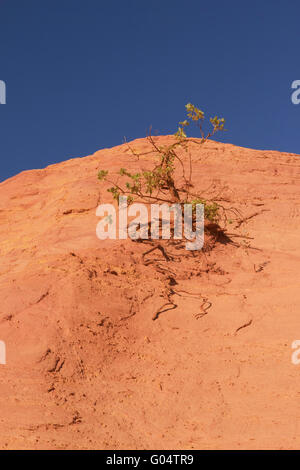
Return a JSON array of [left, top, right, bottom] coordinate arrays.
[[0, 136, 300, 449]]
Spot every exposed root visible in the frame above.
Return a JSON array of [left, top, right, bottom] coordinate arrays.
[[234, 318, 253, 335], [195, 298, 212, 319], [235, 209, 269, 228], [173, 289, 212, 320], [142, 241, 175, 264], [152, 302, 177, 321]]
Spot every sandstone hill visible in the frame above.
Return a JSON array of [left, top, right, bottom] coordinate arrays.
[[0, 136, 299, 449]]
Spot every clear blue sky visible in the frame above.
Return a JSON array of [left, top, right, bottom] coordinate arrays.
[[0, 0, 299, 182]]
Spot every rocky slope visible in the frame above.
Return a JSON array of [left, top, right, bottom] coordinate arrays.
[[0, 136, 300, 449]]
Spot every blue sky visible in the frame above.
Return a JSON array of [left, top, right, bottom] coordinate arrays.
[[0, 0, 299, 182]]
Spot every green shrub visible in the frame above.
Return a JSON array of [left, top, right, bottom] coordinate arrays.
[[98, 103, 226, 224]]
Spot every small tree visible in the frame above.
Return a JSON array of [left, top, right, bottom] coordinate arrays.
[[97, 105, 243, 320], [98, 103, 229, 225]]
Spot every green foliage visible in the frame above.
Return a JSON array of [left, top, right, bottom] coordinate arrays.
[[175, 103, 225, 141], [191, 198, 219, 223], [98, 170, 108, 181], [98, 103, 227, 225]]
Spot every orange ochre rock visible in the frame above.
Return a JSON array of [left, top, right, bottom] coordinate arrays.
[[0, 136, 299, 449]]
